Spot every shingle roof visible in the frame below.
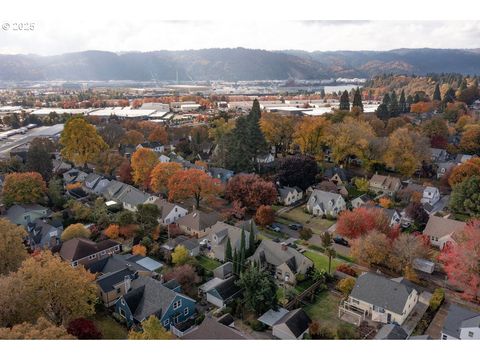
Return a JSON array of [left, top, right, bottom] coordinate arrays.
[[59, 238, 119, 262], [85, 254, 150, 274], [350, 273, 415, 314], [423, 216, 466, 239], [374, 324, 408, 340], [274, 308, 311, 338], [182, 317, 246, 340], [207, 277, 241, 301], [176, 210, 219, 231], [443, 304, 480, 339], [96, 268, 136, 292]]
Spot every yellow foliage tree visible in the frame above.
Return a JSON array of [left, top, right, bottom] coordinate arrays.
[[171, 245, 191, 266], [128, 316, 174, 340], [293, 116, 329, 158], [0, 317, 74, 339], [61, 223, 91, 242], [0, 218, 28, 275], [132, 244, 147, 257], [131, 148, 159, 189]]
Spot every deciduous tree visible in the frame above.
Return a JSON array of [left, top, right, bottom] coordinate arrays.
[[276, 155, 318, 190], [0, 317, 74, 339], [255, 205, 275, 227], [147, 126, 168, 144], [67, 318, 102, 339], [0, 218, 28, 275], [460, 124, 480, 154], [448, 158, 480, 187], [131, 148, 159, 189], [26, 138, 54, 182], [2, 172, 47, 207], [128, 316, 174, 340], [351, 230, 391, 267], [260, 113, 296, 155], [150, 162, 182, 194], [168, 169, 222, 208], [225, 174, 277, 211], [293, 117, 329, 158], [336, 207, 390, 240], [123, 130, 145, 146], [163, 264, 200, 298], [132, 244, 147, 257], [61, 223, 91, 242], [171, 245, 191, 266], [450, 176, 480, 216], [60, 117, 107, 167]]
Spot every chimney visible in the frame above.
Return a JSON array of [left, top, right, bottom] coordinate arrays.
[[124, 276, 131, 293]]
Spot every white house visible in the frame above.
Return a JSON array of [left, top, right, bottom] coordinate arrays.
[[136, 142, 165, 153], [153, 198, 188, 225], [423, 216, 466, 249], [306, 190, 346, 218], [421, 186, 440, 206], [339, 273, 419, 326], [441, 304, 480, 340], [159, 154, 170, 163], [278, 186, 303, 206]]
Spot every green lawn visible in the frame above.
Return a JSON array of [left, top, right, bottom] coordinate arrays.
[[197, 255, 221, 271], [304, 250, 343, 273], [304, 291, 356, 333], [92, 313, 128, 339], [278, 207, 334, 235]]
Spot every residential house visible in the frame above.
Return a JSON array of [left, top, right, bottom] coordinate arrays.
[[430, 148, 448, 163], [162, 235, 200, 257], [182, 316, 247, 340], [248, 240, 313, 285], [176, 210, 219, 238], [256, 153, 275, 164], [351, 194, 372, 209], [421, 186, 441, 206], [52, 158, 72, 173], [278, 186, 303, 206], [102, 180, 157, 212], [153, 198, 188, 225], [368, 175, 402, 196], [323, 167, 349, 185], [159, 154, 170, 163], [96, 268, 139, 307], [361, 205, 401, 228], [82, 173, 111, 195], [306, 189, 346, 218], [213, 262, 234, 280], [455, 154, 474, 164], [272, 309, 311, 340], [4, 204, 50, 226], [26, 219, 63, 250], [207, 221, 251, 262], [136, 142, 165, 153], [206, 277, 242, 308], [208, 167, 234, 183], [59, 237, 121, 267], [423, 216, 466, 249], [437, 162, 456, 179], [441, 304, 480, 340], [340, 273, 419, 326], [115, 276, 196, 329], [62, 168, 88, 185]]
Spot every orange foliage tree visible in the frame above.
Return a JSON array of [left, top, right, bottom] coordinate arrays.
[[168, 169, 222, 208], [410, 101, 434, 114], [147, 126, 168, 144], [104, 224, 120, 239], [2, 172, 47, 207], [123, 130, 145, 146], [131, 148, 159, 189], [448, 158, 480, 187], [132, 244, 147, 257], [255, 205, 275, 227], [150, 162, 182, 194]]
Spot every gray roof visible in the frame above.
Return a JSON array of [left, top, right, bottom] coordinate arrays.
[[307, 189, 343, 211], [278, 186, 302, 200], [96, 268, 136, 292], [102, 180, 153, 207], [442, 304, 480, 339], [207, 277, 241, 301], [350, 273, 415, 314], [124, 276, 193, 322], [258, 308, 289, 327], [374, 324, 408, 340], [182, 317, 246, 340], [273, 308, 311, 338], [176, 210, 219, 231], [86, 254, 151, 274], [4, 204, 49, 224]]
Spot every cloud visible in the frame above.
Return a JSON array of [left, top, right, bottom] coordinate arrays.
[[1, 20, 480, 55]]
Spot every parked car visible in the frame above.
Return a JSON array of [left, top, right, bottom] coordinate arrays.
[[288, 223, 303, 230], [268, 223, 281, 232], [334, 236, 350, 247]]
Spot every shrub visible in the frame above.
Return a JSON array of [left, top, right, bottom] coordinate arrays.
[[309, 321, 335, 339], [249, 319, 265, 332], [429, 288, 445, 312], [295, 273, 306, 283], [336, 324, 359, 339], [299, 227, 313, 241], [67, 318, 102, 339], [336, 264, 357, 277], [195, 313, 205, 325], [336, 277, 356, 297]]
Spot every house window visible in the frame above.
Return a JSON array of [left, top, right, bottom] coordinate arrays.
[[174, 314, 181, 324], [184, 308, 189, 316], [442, 334, 448, 340], [88, 254, 96, 260], [468, 331, 474, 338], [119, 308, 126, 318], [173, 300, 182, 310], [116, 288, 121, 294], [121, 299, 125, 306], [114, 245, 120, 251], [352, 299, 359, 305], [100, 250, 106, 256], [72, 261, 78, 267], [164, 319, 170, 327]]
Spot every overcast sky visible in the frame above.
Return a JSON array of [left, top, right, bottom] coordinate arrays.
[[2, 20, 480, 55]]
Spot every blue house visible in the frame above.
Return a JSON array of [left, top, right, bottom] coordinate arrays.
[[115, 276, 196, 330]]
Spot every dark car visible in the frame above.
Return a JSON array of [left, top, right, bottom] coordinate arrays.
[[288, 223, 303, 231], [268, 223, 282, 232], [334, 236, 350, 247]]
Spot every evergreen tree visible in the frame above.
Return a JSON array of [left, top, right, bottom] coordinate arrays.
[[444, 87, 456, 103], [247, 221, 256, 256], [320, 88, 326, 99], [339, 90, 350, 111], [406, 95, 413, 111], [352, 88, 363, 111], [376, 103, 389, 121], [433, 83, 442, 101], [225, 238, 233, 262], [382, 93, 391, 106], [388, 91, 399, 117], [399, 90, 407, 113], [233, 249, 239, 275], [239, 229, 246, 273], [413, 93, 420, 104]]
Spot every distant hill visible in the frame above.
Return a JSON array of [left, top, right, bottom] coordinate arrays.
[[1, 48, 480, 81]]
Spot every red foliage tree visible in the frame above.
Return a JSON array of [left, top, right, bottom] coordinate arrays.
[[439, 221, 480, 301], [67, 318, 102, 339], [163, 264, 200, 298], [336, 207, 391, 240], [117, 160, 133, 184], [255, 205, 275, 227], [225, 174, 277, 211]]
